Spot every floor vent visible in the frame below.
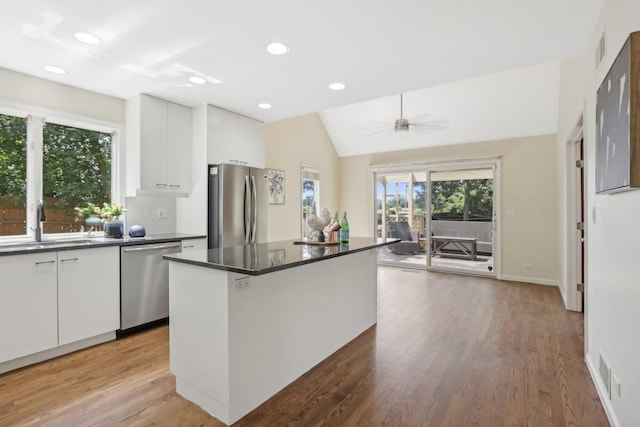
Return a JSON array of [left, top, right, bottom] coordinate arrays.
[[599, 352, 612, 399], [595, 31, 606, 70]]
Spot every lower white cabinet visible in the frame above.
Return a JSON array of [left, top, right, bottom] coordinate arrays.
[[58, 247, 120, 346], [0, 246, 120, 365], [0, 252, 58, 363], [181, 238, 207, 251]]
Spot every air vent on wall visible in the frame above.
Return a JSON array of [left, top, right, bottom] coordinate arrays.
[[599, 352, 612, 399], [595, 31, 606, 69]]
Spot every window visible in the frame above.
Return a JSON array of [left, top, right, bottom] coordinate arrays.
[[0, 114, 28, 237], [0, 112, 116, 239], [301, 164, 320, 239], [42, 122, 113, 233]]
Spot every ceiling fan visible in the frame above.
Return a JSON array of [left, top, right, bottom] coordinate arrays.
[[365, 93, 449, 137]]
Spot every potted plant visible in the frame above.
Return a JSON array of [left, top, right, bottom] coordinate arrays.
[[100, 202, 127, 238]]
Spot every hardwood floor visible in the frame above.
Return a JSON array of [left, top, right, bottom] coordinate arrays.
[[0, 267, 609, 426]]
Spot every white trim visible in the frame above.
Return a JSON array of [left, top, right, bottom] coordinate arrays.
[[586, 353, 620, 427], [563, 112, 585, 312], [500, 274, 559, 287]]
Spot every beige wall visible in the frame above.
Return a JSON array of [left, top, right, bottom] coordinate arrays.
[[0, 67, 125, 124], [266, 113, 340, 241], [339, 135, 560, 285]]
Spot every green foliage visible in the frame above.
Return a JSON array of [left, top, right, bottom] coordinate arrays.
[[42, 122, 112, 215], [0, 115, 27, 197], [431, 179, 493, 220]]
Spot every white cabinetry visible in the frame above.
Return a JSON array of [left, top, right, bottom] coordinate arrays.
[[128, 94, 193, 194], [58, 247, 120, 346], [0, 253, 58, 363], [181, 238, 207, 252], [207, 105, 265, 168]]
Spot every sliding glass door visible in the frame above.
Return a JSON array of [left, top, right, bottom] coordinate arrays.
[[375, 171, 428, 268], [373, 159, 500, 277], [427, 165, 497, 276]]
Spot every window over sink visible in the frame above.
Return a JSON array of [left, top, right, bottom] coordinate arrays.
[[0, 111, 117, 239]]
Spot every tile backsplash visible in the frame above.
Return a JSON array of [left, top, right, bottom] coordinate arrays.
[[125, 195, 176, 235]]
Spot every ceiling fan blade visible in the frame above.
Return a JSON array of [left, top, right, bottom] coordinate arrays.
[[412, 119, 450, 129], [364, 128, 394, 137]]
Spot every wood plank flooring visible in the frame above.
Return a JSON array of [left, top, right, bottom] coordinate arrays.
[[0, 267, 609, 426]]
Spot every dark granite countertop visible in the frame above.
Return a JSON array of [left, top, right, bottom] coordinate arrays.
[[0, 233, 206, 256], [163, 237, 399, 276]]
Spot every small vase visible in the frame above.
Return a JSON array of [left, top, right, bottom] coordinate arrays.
[[104, 219, 124, 238]]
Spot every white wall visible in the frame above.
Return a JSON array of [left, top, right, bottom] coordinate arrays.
[[580, 1, 640, 425], [265, 114, 340, 241], [339, 135, 560, 286]]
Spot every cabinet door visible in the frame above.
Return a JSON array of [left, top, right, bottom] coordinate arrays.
[[237, 115, 265, 168], [207, 105, 239, 165], [140, 95, 169, 191], [167, 102, 193, 192], [58, 247, 120, 346], [0, 253, 58, 363], [181, 238, 207, 251]]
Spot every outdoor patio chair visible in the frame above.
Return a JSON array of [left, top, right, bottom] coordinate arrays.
[[387, 221, 424, 255]]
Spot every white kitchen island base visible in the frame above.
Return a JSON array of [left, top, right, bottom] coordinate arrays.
[[169, 246, 380, 425]]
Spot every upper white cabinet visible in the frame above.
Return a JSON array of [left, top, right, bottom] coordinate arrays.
[[127, 94, 193, 194], [0, 253, 58, 363], [206, 105, 265, 168], [57, 247, 120, 346]]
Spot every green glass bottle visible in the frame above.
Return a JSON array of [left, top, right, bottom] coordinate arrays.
[[339, 211, 350, 243]]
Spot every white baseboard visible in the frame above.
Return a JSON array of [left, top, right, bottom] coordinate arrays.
[[585, 352, 620, 427], [500, 274, 559, 287], [0, 331, 116, 374]]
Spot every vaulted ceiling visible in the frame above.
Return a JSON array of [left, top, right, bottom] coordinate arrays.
[[0, 1, 603, 155]]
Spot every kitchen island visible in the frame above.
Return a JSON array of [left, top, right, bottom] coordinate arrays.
[[164, 237, 398, 425]]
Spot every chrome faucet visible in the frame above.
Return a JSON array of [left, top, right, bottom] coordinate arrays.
[[32, 199, 46, 242]]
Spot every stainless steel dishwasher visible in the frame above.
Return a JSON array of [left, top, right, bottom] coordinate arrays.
[[119, 241, 182, 332]]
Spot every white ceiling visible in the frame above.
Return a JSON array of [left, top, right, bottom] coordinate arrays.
[[0, 1, 603, 155]]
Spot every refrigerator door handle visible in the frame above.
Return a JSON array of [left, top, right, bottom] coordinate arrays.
[[244, 175, 252, 243], [251, 175, 257, 243]]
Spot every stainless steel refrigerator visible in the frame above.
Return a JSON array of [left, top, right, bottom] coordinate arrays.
[[208, 163, 268, 249]]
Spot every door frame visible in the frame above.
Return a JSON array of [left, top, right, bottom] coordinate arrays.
[[564, 113, 585, 312]]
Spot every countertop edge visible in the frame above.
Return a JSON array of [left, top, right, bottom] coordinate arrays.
[[164, 238, 400, 276], [0, 234, 206, 256]]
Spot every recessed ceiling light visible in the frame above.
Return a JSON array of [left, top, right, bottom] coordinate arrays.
[[73, 31, 101, 45], [189, 76, 207, 85], [328, 82, 346, 91], [266, 42, 289, 55], [258, 103, 272, 109], [43, 65, 67, 75]]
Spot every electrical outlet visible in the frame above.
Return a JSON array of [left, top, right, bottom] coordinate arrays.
[[157, 208, 168, 219], [612, 374, 621, 397], [506, 209, 516, 217], [523, 263, 533, 270]]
